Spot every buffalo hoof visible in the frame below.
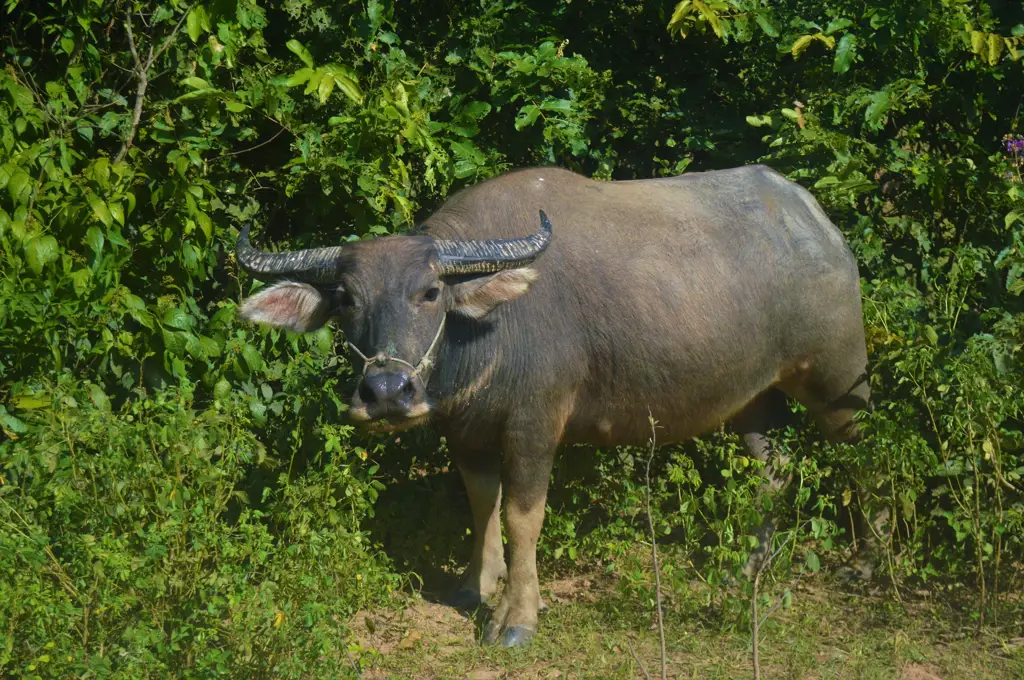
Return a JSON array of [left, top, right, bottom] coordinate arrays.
[[501, 625, 536, 648], [838, 555, 877, 584], [446, 588, 485, 610], [482, 620, 535, 647], [482, 614, 537, 647]]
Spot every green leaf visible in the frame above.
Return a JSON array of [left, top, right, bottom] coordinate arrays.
[[24, 234, 59, 274], [833, 34, 856, 73], [304, 70, 324, 96], [91, 158, 110, 187], [89, 384, 111, 411], [284, 68, 314, 87], [791, 34, 815, 57], [924, 325, 939, 346], [163, 308, 195, 330], [107, 229, 129, 249], [1007, 211, 1021, 229], [108, 201, 124, 226], [286, 39, 315, 68], [987, 32, 1003, 65], [453, 160, 478, 179], [87, 192, 113, 228], [317, 73, 336, 103], [540, 98, 573, 113], [792, 33, 834, 58], [10, 394, 49, 410], [196, 211, 213, 240], [753, 10, 779, 37], [214, 378, 232, 400], [0, 406, 28, 435], [805, 550, 821, 573], [182, 76, 212, 90], [970, 31, 986, 55], [7, 170, 31, 204], [70, 268, 91, 296], [162, 328, 188, 356], [241, 344, 264, 372], [461, 101, 492, 120], [864, 89, 891, 128], [825, 18, 854, 34], [667, 1, 694, 36], [85, 226, 105, 255], [450, 140, 486, 164], [515, 104, 541, 130], [186, 6, 209, 43], [325, 65, 363, 104]]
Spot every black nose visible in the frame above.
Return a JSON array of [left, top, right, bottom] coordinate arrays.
[[359, 371, 416, 409]]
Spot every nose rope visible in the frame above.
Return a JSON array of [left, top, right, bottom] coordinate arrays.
[[346, 315, 447, 380]]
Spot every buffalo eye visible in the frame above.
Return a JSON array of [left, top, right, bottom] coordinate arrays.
[[337, 289, 356, 309], [422, 287, 441, 303]]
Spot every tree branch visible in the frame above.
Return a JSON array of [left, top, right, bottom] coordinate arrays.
[[114, 5, 192, 163]]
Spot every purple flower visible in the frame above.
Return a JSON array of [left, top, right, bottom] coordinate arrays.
[[1004, 134, 1024, 154]]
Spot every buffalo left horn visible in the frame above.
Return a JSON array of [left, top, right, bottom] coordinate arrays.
[[433, 210, 554, 276]]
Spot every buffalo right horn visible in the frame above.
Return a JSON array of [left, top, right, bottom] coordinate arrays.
[[235, 223, 347, 283], [433, 210, 554, 276]]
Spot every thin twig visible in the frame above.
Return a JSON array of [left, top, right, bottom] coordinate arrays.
[[24, 165, 46, 228], [344, 645, 362, 678], [644, 409, 667, 680], [627, 641, 651, 680], [749, 519, 814, 680], [752, 568, 762, 680], [211, 126, 288, 161]]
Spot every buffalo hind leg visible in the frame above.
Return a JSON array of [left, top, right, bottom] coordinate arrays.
[[482, 421, 559, 647], [781, 349, 885, 580], [448, 456, 507, 609], [732, 388, 795, 579]]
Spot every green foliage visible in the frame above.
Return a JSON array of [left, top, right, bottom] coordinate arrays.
[[1, 0, 1023, 675]]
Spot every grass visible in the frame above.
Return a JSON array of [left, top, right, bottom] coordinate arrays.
[[348, 452, 1024, 679], [346, 565, 1024, 679]]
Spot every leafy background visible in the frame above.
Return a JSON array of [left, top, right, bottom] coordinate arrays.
[[1, 0, 1023, 677]]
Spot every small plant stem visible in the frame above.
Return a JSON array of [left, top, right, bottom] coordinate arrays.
[[645, 410, 667, 680]]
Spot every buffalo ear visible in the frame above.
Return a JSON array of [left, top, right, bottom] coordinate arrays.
[[239, 281, 331, 333], [448, 267, 540, 320]]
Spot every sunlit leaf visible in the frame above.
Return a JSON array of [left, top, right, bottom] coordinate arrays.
[[24, 234, 59, 274], [87, 192, 113, 228], [833, 33, 856, 73], [286, 39, 315, 68]]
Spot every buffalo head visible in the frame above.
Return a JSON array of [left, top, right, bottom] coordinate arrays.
[[235, 212, 553, 430]]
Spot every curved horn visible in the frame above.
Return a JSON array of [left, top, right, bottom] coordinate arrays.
[[235, 223, 347, 283], [434, 210, 553, 276]]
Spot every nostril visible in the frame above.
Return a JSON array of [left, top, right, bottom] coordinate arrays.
[[358, 380, 378, 405], [401, 378, 416, 398]]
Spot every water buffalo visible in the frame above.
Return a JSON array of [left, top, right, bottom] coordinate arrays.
[[235, 165, 872, 647]]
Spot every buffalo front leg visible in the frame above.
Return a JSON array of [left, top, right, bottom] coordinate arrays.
[[449, 457, 507, 609], [732, 389, 794, 580], [482, 424, 558, 648]]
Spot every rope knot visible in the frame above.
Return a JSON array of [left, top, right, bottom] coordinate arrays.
[[346, 315, 447, 382]]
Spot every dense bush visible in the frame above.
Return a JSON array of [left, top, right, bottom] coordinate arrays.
[[1, 0, 1022, 676]]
